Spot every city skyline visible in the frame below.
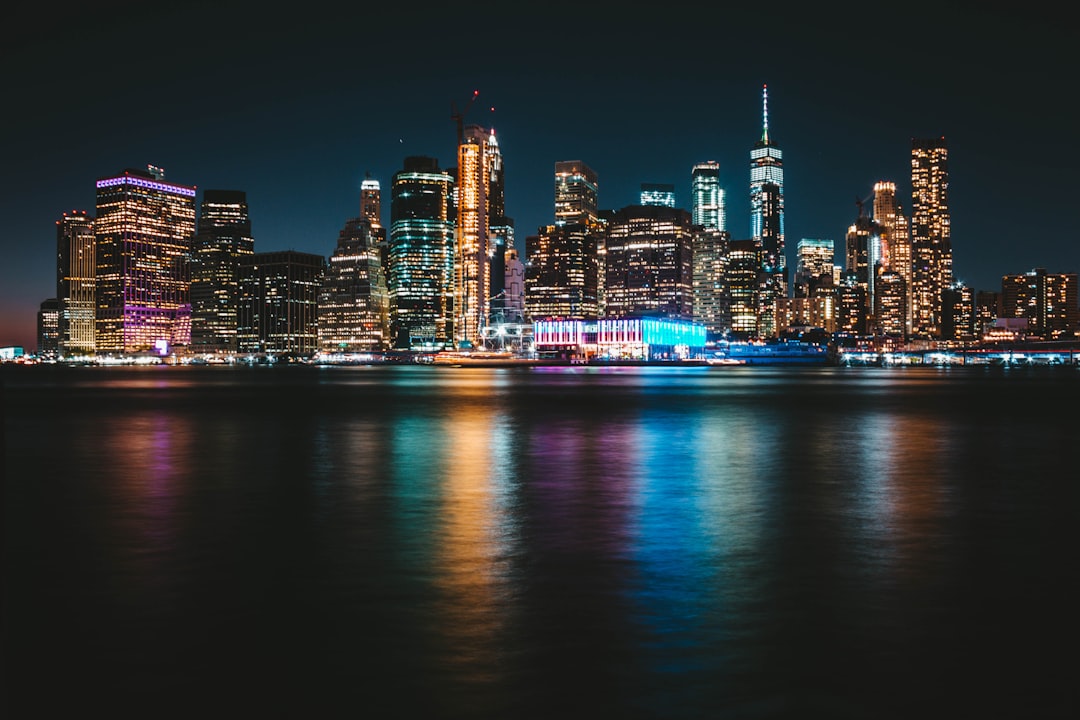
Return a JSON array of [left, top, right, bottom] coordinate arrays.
[[3, 3, 1077, 350]]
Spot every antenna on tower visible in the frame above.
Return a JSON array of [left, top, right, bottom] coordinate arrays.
[[762, 83, 770, 144]]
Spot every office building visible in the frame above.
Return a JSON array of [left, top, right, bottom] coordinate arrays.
[[318, 216, 390, 353], [1000, 268, 1079, 339], [94, 165, 196, 354], [603, 205, 694, 321], [910, 137, 952, 338], [727, 238, 761, 337], [238, 250, 325, 356], [37, 298, 59, 358], [55, 210, 95, 356], [454, 124, 501, 347], [691, 161, 726, 233], [388, 156, 455, 349], [190, 190, 254, 354]]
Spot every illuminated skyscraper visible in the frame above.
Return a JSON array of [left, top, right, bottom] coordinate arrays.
[[388, 156, 455, 349], [794, 238, 834, 295], [454, 124, 497, 346], [94, 165, 196, 354], [56, 210, 95, 356], [640, 183, 676, 208], [555, 161, 599, 227], [318, 216, 389, 353], [190, 190, 254, 354], [726, 239, 761, 337], [37, 298, 59, 358], [360, 174, 387, 267], [690, 161, 730, 335], [873, 181, 910, 336], [910, 137, 952, 338], [486, 128, 515, 324], [526, 161, 602, 321], [750, 85, 786, 328], [603, 205, 694, 320], [691, 161, 725, 232]]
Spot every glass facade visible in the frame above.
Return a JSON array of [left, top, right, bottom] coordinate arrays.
[[603, 205, 694, 321], [389, 157, 455, 349]]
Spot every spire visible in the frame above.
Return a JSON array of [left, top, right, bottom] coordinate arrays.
[[761, 83, 770, 145]]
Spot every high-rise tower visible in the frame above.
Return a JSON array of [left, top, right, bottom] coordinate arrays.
[[910, 137, 952, 338], [56, 210, 95, 356], [454, 123, 493, 347], [388, 156, 455, 349], [691, 161, 730, 335], [190, 189, 255, 354], [94, 165, 196, 354], [750, 84, 786, 336]]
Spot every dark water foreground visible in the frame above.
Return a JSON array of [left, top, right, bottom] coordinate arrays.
[[2, 364, 1078, 718]]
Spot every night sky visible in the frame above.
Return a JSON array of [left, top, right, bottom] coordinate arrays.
[[3, 2, 1075, 350]]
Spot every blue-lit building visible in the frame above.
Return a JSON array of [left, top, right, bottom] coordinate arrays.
[[750, 85, 786, 336], [533, 316, 706, 361]]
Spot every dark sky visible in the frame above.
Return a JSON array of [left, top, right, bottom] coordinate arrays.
[[2, 2, 1076, 350]]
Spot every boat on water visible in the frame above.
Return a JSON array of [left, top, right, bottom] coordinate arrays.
[[431, 350, 542, 366], [719, 340, 830, 365]]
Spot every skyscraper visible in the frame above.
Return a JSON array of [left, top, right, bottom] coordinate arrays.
[[603, 205, 694, 321], [238, 250, 324, 356], [388, 156, 455, 349], [318, 216, 389, 353], [55, 210, 95, 356], [454, 124, 496, 346], [526, 161, 602, 322], [691, 161, 725, 232], [360, 175, 387, 268], [691, 161, 730, 336], [190, 190, 254, 354], [910, 137, 952, 338], [554, 161, 599, 227], [94, 166, 196, 354], [750, 84, 786, 336]]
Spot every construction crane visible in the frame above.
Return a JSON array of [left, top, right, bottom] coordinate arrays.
[[451, 90, 480, 148]]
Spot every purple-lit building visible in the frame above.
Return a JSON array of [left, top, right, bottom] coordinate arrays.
[[94, 166, 196, 354]]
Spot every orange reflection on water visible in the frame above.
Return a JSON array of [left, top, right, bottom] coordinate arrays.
[[431, 397, 516, 692]]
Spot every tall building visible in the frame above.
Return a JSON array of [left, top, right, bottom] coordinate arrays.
[[603, 205, 694, 321], [94, 166, 196, 354], [454, 124, 498, 347], [1000, 268, 1079, 339], [360, 175, 387, 268], [555, 161, 599, 228], [726, 239, 761, 337], [691, 161, 730, 335], [318, 216, 390, 353], [525, 223, 599, 320], [238, 250, 324, 356], [486, 128, 515, 324], [691, 161, 726, 232], [388, 156, 455, 349], [794, 238, 835, 296], [37, 298, 59, 358], [640, 183, 676, 208], [526, 161, 603, 321], [873, 181, 911, 336], [941, 282, 975, 341], [910, 137, 952, 338], [55, 210, 95, 356], [190, 190, 255, 354], [750, 84, 786, 335]]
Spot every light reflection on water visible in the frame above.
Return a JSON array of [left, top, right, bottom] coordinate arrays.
[[3, 364, 1078, 718]]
